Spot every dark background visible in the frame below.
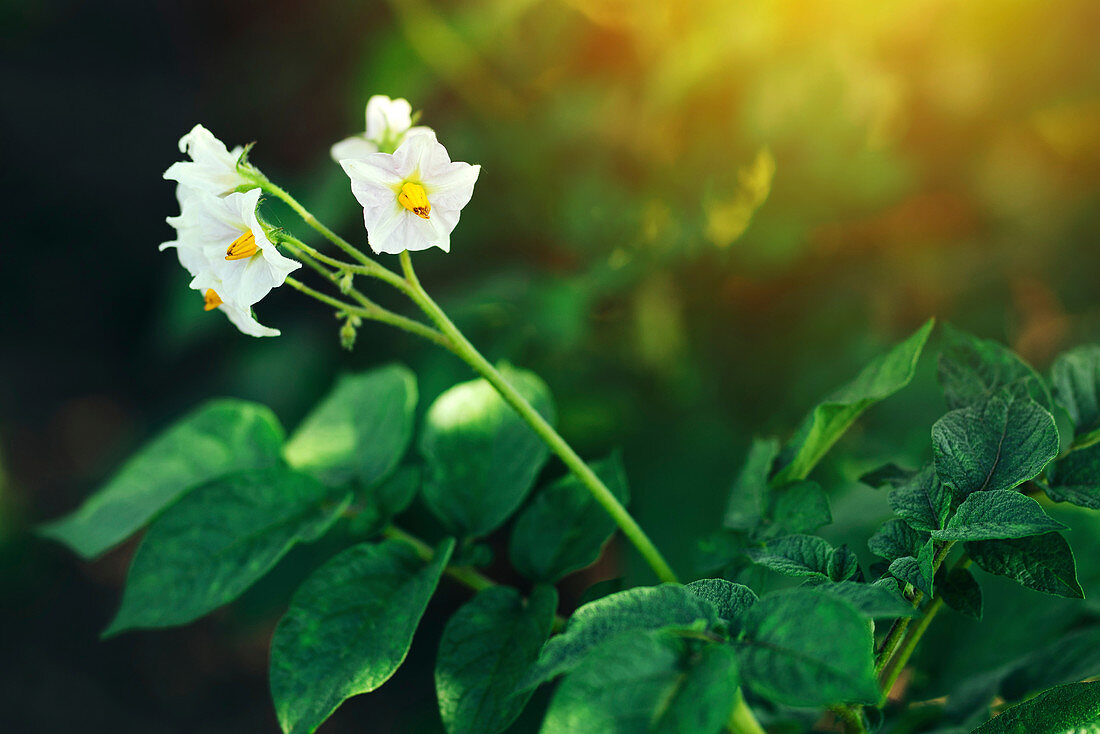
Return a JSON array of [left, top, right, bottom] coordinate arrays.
[[3, 1, 1100, 731]]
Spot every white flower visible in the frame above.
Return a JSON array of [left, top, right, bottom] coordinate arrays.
[[330, 95, 432, 161], [164, 124, 250, 196], [161, 188, 300, 337], [341, 130, 480, 255]]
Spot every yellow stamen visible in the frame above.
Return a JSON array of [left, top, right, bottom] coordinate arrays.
[[225, 230, 259, 260], [203, 289, 223, 311], [397, 182, 431, 219]]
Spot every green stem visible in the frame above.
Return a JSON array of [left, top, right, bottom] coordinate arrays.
[[828, 704, 868, 734], [727, 689, 767, 734], [398, 251, 679, 585], [256, 177, 377, 268]]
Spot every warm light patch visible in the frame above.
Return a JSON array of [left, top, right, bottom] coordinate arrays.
[[397, 182, 431, 219], [225, 230, 259, 260], [203, 289, 223, 311]]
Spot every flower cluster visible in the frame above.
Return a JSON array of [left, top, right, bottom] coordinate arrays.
[[162, 95, 480, 337]]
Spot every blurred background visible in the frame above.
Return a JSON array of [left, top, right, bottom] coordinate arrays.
[[3, 0, 1100, 731]]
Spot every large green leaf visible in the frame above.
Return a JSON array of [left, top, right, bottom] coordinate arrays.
[[521, 584, 718, 688], [541, 631, 740, 734], [938, 566, 983, 620], [40, 400, 284, 558], [723, 437, 780, 530], [105, 468, 348, 635], [812, 580, 917, 620], [420, 365, 555, 537], [767, 480, 832, 536], [435, 585, 557, 734], [745, 534, 835, 580], [737, 588, 880, 707], [1051, 345, 1100, 436], [969, 681, 1100, 734], [270, 538, 454, 734], [347, 466, 421, 537], [284, 365, 417, 487], [966, 533, 1083, 598], [684, 579, 758, 629], [509, 454, 629, 582], [887, 539, 935, 597], [868, 519, 928, 562], [775, 319, 933, 483], [1046, 443, 1100, 510], [932, 491, 1066, 542], [932, 390, 1059, 496], [938, 325, 1052, 411], [888, 466, 952, 532]]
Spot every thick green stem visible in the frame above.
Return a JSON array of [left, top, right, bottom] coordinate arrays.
[[727, 689, 767, 734], [398, 252, 679, 585]]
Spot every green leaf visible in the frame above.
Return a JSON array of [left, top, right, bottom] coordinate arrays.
[[420, 365, 555, 537], [723, 438, 780, 530], [938, 325, 1052, 411], [685, 579, 758, 631], [104, 468, 348, 635], [284, 365, 417, 487], [775, 319, 933, 483], [738, 588, 880, 707], [508, 454, 629, 583], [932, 491, 1066, 542], [1052, 345, 1100, 437], [932, 390, 1059, 496], [812, 580, 918, 619], [939, 567, 983, 620], [40, 400, 284, 559], [869, 519, 928, 562], [966, 533, 1083, 598], [888, 539, 935, 597], [521, 584, 718, 688], [969, 681, 1100, 734], [888, 466, 953, 532], [435, 585, 557, 734], [541, 631, 740, 734], [768, 480, 832, 535], [347, 466, 421, 537], [1046, 443, 1100, 510], [1001, 627, 1100, 702], [828, 544, 861, 582], [270, 538, 455, 734], [860, 463, 918, 489], [745, 534, 833, 580]]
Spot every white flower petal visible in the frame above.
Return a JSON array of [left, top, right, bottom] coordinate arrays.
[[330, 135, 378, 163], [164, 124, 247, 196], [426, 162, 480, 211], [219, 301, 280, 337], [342, 156, 403, 209], [365, 96, 413, 142]]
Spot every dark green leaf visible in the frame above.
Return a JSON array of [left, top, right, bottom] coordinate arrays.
[[966, 533, 1083, 598], [104, 469, 347, 635], [508, 454, 629, 582], [1001, 627, 1100, 702], [932, 491, 1065, 542], [284, 365, 417, 487], [347, 467, 421, 537], [745, 534, 832, 579], [738, 588, 880, 706], [685, 579, 757, 632], [938, 325, 1052, 411], [775, 319, 934, 483], [860, 463, 918, 489], [889, 466, 953, 532], [723, 438, 780, 530], [435, 585, 558, 734], [932, 390, 1059, 496], [270, 538, 454, 734], [969, 681, 1100, 734], [869, 519, 928, 562], [888, 540, 934, 598], [1046, 443, 1100, 510], [521, 584, 718, 688], [768, 480, 832, 535], [828, 544, 861, 582], [541, 631, 740, 734], [939, 567, 983, 620], [420, 365, 555, 537], [1052, 345, 1100, 436], [812, 581, 917, 619], [40, 400, 284, 559]]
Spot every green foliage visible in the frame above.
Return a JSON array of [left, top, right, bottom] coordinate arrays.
[[522, 584, 719, 688], [774, 318, 934, 483], [684, 578, 758, 631], [270, 538, 454, 734], [811, 580, 917, 619], [932, 491, 1066, 541], [346, 466, 421, 537], [869, 519, 928, 561], [965, 533, 1083, 598], [541, 631, 740, 734], [1052, 345, 1100, 436], [509, 454, 629, 582], [887, 539, 935, 597], [747, 534, 856, 581], [737, 588, 879, 707], [420, 365, 555, 537], [932, 389, 1059, 496], [1046, 443, 1100, 510], [435, 585, 558, 734], [938, 325, 1052, 411], [723, 437, 780, 530], [105, 468, 348, 635], [769, 480, 832, 535], [888, 466, 953, 532], [40, 400, 284, 558], [284, 365, 417, 487], [939, 566, 983, 620], [969, 681, 1100, 734]]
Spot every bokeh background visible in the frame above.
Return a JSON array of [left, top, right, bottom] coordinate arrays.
[[3, 0, 1100, 731]]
